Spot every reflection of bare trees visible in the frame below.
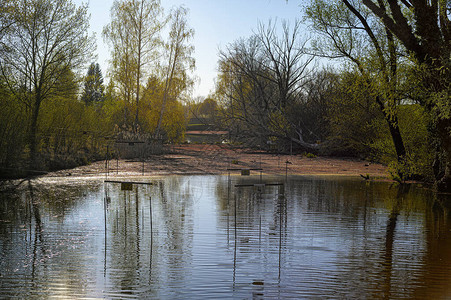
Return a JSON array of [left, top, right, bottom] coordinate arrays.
[[220, 177, 287, 291], [227, 178, 438, 298], [28, 180, 44, 281], [104, 177, 195, 294], [4, 176, 451, 298], [155, 179, 194, 284], [105, 186, 147, 292], [0, 180, 44, 288], [0, 179, 101, 297]]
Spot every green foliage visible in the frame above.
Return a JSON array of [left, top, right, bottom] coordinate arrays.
[[370, 105, 435, 181], [38, 91, 113, 170], [305, 153, 316, 158], [1, 0, 95, 169], [198, 98, 218, 117], [0, 77, 115, 177], [0, 84, 28, 176], [103, 0, 163, 105], [321, 70, 382, 157]]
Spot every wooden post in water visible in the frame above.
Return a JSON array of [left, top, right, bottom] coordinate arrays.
[[149, 195, 153, 280]]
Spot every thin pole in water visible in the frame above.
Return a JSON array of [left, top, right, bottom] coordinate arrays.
[[278, 194, 284, 282], [285, 161, 292, 182], [105, 145, 109, 179], [103, 186, 107, 277], [103, 186, 107, 230], [142, 159, 145, 176], [233, 191, 238, 288], [149, 195, 153, 237], [285, 161, 288, 181], [259, 215, 261, 243], [227, 171, 230, 244]]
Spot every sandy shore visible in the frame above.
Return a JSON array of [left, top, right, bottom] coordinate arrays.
[[43, 144, 388, 180]]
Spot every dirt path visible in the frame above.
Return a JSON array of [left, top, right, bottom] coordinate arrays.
[[44, 144, 388, 179]]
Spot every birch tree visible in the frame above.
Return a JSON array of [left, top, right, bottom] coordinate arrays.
[[154, 6, 195, 137], [103, 0, 163, 130]]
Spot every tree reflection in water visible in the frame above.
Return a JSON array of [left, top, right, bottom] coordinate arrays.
[[1, 176, 451, 298], [380, 184, 410, 299]]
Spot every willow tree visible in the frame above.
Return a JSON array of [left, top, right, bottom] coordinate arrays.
[[0, 0, 94, 168], [103, 0, 163, 131], [344, 0, 451, 189], [305, 0, 408, 164], [154, 6, 195, 137]]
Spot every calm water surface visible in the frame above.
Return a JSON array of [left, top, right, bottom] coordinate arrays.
[[1, 175, 451, 299]]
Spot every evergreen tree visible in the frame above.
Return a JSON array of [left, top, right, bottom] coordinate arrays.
[[81, 63, 105, 105]]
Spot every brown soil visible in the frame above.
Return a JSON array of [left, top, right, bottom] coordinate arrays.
[[44, 144, 389, 179]]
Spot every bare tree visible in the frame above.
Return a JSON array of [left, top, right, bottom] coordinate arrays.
[[216, 20, 317, 151]]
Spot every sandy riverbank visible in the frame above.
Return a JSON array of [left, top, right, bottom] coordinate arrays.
[[43, 144, 388, 180]]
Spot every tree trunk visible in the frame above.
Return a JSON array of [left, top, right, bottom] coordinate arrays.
[[434, 118, 451, 192], [375, 96, 406, 162], [28, 98, 41, 170], [134, 0, 144, 133], [291, 129, 319, 152], [387, 117, 406, 161]]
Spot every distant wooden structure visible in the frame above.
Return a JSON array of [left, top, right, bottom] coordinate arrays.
[[114, 138, 163, 158], [227, 168, 263, 176]]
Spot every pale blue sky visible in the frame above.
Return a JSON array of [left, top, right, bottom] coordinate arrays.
[[77, 0, 305, 98]]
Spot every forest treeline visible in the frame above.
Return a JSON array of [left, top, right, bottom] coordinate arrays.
[[1, 0, 450, 191]]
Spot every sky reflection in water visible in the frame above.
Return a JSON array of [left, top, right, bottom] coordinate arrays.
[[1, 175, 451, 299]]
